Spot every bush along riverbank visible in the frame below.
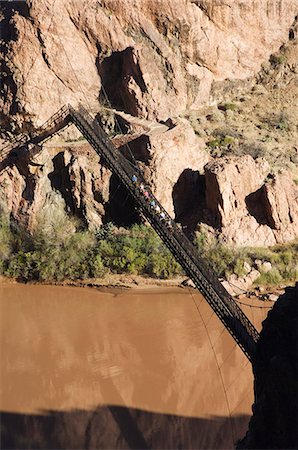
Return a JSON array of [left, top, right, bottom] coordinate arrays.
[[0, 208, 297, 287]]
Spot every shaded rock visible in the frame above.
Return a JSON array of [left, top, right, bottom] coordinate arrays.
[[255, 260, 272, 273], [237, 283, 298, 449], [181, 278, 196, 288]]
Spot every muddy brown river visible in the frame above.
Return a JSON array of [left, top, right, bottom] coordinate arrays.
[[0, 283, 271, 449]]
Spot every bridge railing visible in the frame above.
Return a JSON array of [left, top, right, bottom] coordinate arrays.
[[0, 105, 71, 162], [36, 104, 70, 133]]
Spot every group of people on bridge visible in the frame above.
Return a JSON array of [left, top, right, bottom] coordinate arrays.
[[132, 174, 173, 229]]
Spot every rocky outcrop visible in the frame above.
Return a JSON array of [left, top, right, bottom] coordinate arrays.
[[201, 156, 298, 246], [0, 144, 111, 230], [143, 119, 208, 216], [0, 119, 208, 230], [0, 0, 296, 130], [237, 283, 298, 449], [1, 138, 297, 247]]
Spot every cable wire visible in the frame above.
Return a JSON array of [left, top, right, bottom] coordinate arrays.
[[54, 22, 92, 111], [235, 298, 274, 309], [23, 0, 58, 86], [187, 287, 236, 446], [225, 359, 250, 394], [99, 84, 141, 172]]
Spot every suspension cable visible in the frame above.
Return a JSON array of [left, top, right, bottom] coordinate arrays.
[[99, 84, 141, 171]]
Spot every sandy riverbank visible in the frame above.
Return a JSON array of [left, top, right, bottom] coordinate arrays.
[[0, 273, 288, 302], [0, 273, 186, 290]]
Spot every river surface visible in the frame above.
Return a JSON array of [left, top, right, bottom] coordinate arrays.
[[0, 283, 271, 449]]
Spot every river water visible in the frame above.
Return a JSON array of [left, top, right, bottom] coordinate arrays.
[[0, 283, 271, 449]]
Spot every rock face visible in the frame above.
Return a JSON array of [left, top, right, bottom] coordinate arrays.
[[237, 283, 298, 449], [0, 119, 207, 230], [0, 0, 296, 129], [0, 1, 297, 246], [143, 119, 208, 216], [2, 136, 297, 247], [0, 144, 111, 230], [202, 156, 298, 246]]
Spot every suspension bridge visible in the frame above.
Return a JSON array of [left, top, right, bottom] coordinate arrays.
[[0, 104, 260, 362]]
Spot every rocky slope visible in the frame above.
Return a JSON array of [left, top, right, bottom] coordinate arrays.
[[0, 1, 297, 246], [1, 0, 297, 128], [237, 282, 298, 449]]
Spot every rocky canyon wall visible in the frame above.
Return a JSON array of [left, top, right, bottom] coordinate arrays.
[[1, 138, 297, 246], [0, 0, 297, 246], [1, 0, 296, 128]]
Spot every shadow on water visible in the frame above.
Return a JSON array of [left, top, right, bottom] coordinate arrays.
[[1, 406, 249, 450]]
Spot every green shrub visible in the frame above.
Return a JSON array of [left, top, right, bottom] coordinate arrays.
[[218, 103, 238, 112], [233, 258, 250, 278], [206, 135, 234, 150], [90, 254, 108, 278], [207, 138, 222, 148], [194, 233, 297, 286], [0, 214, 12, 262], [32, 209, 78, 251], [261, 112, 290, 132], [98, 224, 182, 278], [255, 268, 282, 286], [269, 53, 286, 66], [273, 112, 290, 131], [2, 210, 98, 281], [221, 136, 234, 145], [6, 251, 37, 281], [149, 251, 182, 279], [4, 230, 97, 282], [2, 210, 297, 286]]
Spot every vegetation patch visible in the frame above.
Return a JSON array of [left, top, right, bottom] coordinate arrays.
[[0, 207, 296, 288], [269, 53, 287, 66], [0, 211, 183, 282], [217, 103, 238, 112], [195, 231, 298, 288], [207, 135, 235, 148]]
